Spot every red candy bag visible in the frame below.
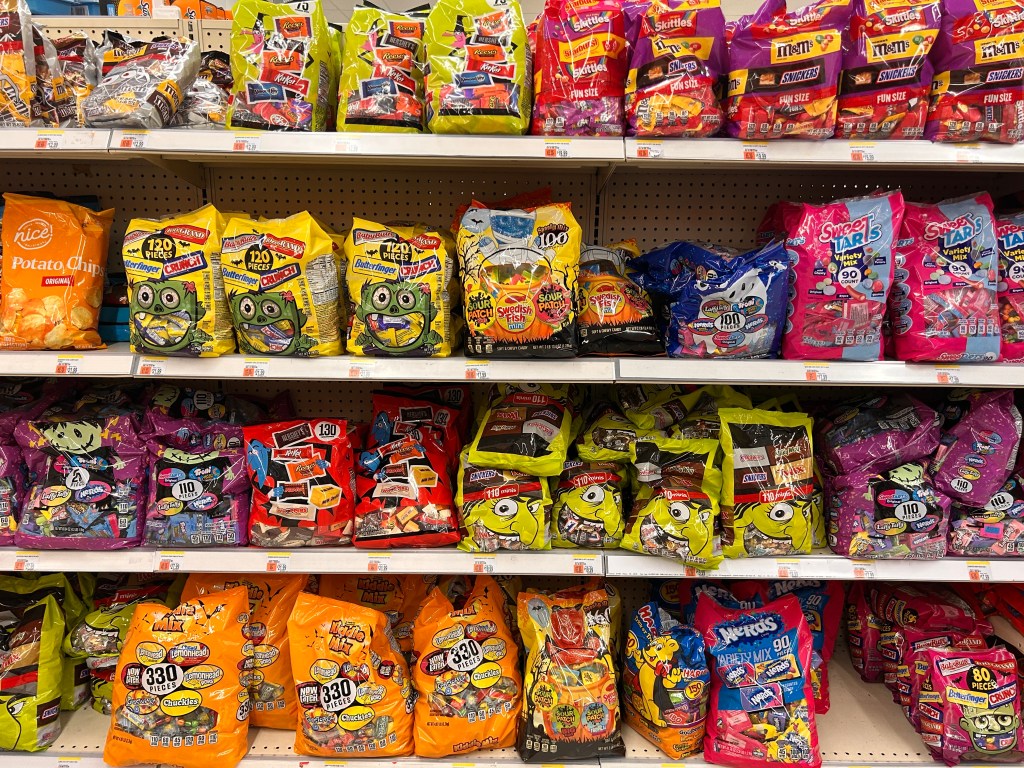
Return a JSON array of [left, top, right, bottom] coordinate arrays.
[[725, 0, 851, 140], [847, 583, 892, 683], [867, 583, 985, 632], [997, 213, 1024, 361]]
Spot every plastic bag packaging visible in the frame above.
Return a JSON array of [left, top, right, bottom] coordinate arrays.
[[228, 0, 332, 131], [997, 213, 1024, 361], [783, 190, 905, 360], [0, 0, 35, 128], [725, 0, 851, 139], [837, 0, 939, 139], [898, 627, 987, 725], [412, 575, 521, 757], [623, 601, 710, 758], [624, 0, 726, 137], [362, 390, 464, 472], [696, 592, 820, 768], [614, 384, 691, 431], [318, 574, 435, 654], [424, 0, 530, 134], [344, 219, 456, 357], [889, 193, 1001, 362], [287, 592, 415, 757], [222, 212, 342, 357], [144, 384, 291, 425], [517, 584, 625, 761], [719, 408, 815, 558], [52, 34, 97, 127], [180, 573, 306, 730], [457, 203, 582, 357], [1, 193, 113, 350], [671, 385, 753, 440], [457, 451, 552, 551], [948, 469, 1024, 556], [30, 26, 74, 127], [0, 444, 23, 546], [124, 205, 235, 357], [551, 460, 627, 548], [867, 583, 983, 631], [679, 580, 765, 625], [576, 403, 666, 462], [468, 388, 572, 477], [847, 583, 891, 683], [926, 0, 1024, 143], [621, 438, 723, 568], [83, 33, 199, 128], [578, 242, 661, 355], [171, 51, 231, 129]]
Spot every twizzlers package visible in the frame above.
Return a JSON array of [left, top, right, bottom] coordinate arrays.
[[725, 0, 851, 140], [837, 0, 939, 139]]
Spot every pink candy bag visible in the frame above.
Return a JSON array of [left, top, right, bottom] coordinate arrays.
[[847, 584, 891, 683], [997, 213, 1024, 361], [868, 584, 982, 632], [889, 193, 1001, 362], [782, 190, 905, 360], [900, 629, 987, 728]]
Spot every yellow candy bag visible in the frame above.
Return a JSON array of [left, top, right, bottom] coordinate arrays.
[[222, 212, 341, 357], [719, 408, 815, 558], [124, 205, 235, 357], [468, 387, 572, 477], [344, 219, 455, 357], [671, 385, 753, 440], [577, 403, 666, 462], [0, 0, 34, 128], [551, 460, 627, 549]]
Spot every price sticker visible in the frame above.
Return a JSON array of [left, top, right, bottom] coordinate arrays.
[[851, 560, 876, 580], [266, 552, 290, 572], [367, 554, 390, 572], [544, 140, 571, 159], [55, 355, 82, 375], [968, 560, 992, 581], [850, 144, 876, 162], [137, 357, 166, 377], [157, 551, 185, 572], [466, 363, 488, 380], [118, 130, 148, 150], [13, 552, 38, 572], [776, 559, 800, 579], [742, 142, 769, 161], [683, 566, 698, 577], [634, 141, 663, 159], [56, 759, 82, 768], [472, 554, 496, 574], [935, 366, 961, 385], [452, 763, 476, 767], [34, 130, 64, 150], [335, 140, 360, 154], [232, 133, 261, 152], [804, 363, 829, 382], [325, 761, 349, 767], [573, 554, 598, 575], [243, 358, 269, 378], [956, 145, 981, 164], [347, 362, 376, 379]]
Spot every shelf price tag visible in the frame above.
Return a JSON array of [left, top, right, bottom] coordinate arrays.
[[804, 363, 829, 382], [232, 133, 261, 152], [367, 553, 390, 572], [544, 140, 571, 159], [472, 554, 496, 574], [347, 361, 375, 379], [13, 551, 38, 572], [742, 142, 769, 161], [335, 139, 360, 154], [137, 357, 166, 377], [634, 141, 663, 159], [118, 130, 148, 149], [325, 761, 349, 767], [849, 144, 876, 162], [157, 551, 185, 572], [266, 552, 290, 572], [55, 355, 82, 375], [956, 144, 981, 164], [776, 558, 800, 579], [466, 361, 488, 380], [34, 130, 64, 150], [851, 560, 876, 580], [935, 365, 961, 385], [243, 358, 269, 378], [573, 554, 598, 575], [968, 560, 992, 581], [56, 759, 82, 768]]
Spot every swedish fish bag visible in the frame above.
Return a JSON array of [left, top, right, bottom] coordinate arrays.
[[124, 205, 235, 357], [222, 212, 341, 357], [181, 573, 306, 730], [344, 219, 455, 357], [287, 592, 415, 757], [457, 203, 582, 357], [103, 586, 250, 768], [412, 576, 521, 757]]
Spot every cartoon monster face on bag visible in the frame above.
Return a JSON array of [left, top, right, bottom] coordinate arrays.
[[355, 281, 440, 354], [230, 290, 312, 356], [131, 279, 207, 354]]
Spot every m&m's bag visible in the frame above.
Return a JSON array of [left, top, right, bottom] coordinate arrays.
[[997, 212, 1024, 361]]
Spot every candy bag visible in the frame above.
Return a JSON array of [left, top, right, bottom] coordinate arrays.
[[867, 583, 982, 631], [228, 0, 332, 131], [170, 51, 232, 129], [551, 460, 627, 548], [997, 213, 1024, 361], [725, 0, 850, 139], [898, 627, 987, 723], [243, 419, 356, 547], [1, 193, 113, 350], [614, 384, 691, 431], [624, 0, 726, 137], [363, 391, 463, 472], [837, 0, 939, 139], [412, 576, 521, 757], [926, 0, 1024, 144], [719, 408, 815, 558], [103, 586, 249, 768], [621, 438, 724, 568], [847, 583, 890, 683], [318, 574, 435, 654], [680, 580, 765, 625], [577, 403, 667, 462], [783, 190, 905, 360], [52, 34, 97, 127], [468, 389, 572, 477], [518, 585, 625, 760], [457, 203, 582, 357], [457, 453, 552, 551], [671, 385, 753, 440], [344, 219, 456, 357], [124, 205, 235, 357], [578, 242, 661, 355], [424, 0, 530, 134], [287, 592, 415, 757], [623, 601, 709, 759], [0, 0, 34, 127], [890, 193, 1001, 362], [948, 469, 1024, 556], [30, 26, 74, 127], [180, 573, 306, 730]]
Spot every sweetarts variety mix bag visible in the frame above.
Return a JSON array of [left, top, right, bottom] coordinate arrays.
[[998, 212, 1024, 361]]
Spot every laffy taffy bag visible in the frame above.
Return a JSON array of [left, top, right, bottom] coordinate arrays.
[[0, 193, 113, 350]]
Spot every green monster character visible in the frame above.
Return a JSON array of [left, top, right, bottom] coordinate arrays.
[[39, 421, 103, 454], [733, 498, 813, 554], [468, 496, 541, 550], [960, 703, 1022, 757], [355, 281, 441, 355], [639, 499, 712, 559], [555, 484, 624, 547], [230, 290, 315, 356], [129, 279, 211, 356]]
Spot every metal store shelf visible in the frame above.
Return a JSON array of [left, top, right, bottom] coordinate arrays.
[[0, 344, 136, 378]]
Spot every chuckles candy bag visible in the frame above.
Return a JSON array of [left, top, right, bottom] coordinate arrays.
[[457, 452, 552, 551], [457, 203, 582, 358], [551, 460, 627, 549], [783, 190, 905, 361], [624, 0, 726, 137], [725, 0, 851, 140], [103, 586, 250, 768], [889, 193, 1001, 362], [318, 574, 436, 655], [578, 242, 661, 355], [997, 213, 1024, 361], [287, 592, 415, 757]]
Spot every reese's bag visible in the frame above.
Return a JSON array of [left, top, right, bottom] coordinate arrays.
[[288, 592, 415, 757], [457, 451, 552, 552], [318, 574, 435, 654], [124, 205, 235, 357], [344, 219, 455, 357], [551, 460, 627, 548], [103, 586, 250, 768], [180, 573, 306, 730], [222, 212, 341, 357], [412, 576, 521, 757]]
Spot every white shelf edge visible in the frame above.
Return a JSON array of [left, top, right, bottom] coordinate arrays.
[[0, 344, 136, 377], [0, 128, 111, 155]]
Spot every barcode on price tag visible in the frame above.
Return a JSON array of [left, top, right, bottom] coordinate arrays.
[[335, 140, 360, 154], [544, 140, 570, 159], [348, 362, 375, 379], [55, 355, 82, 375], [34, 130, 64, 150], [804, 364, 829, 382], [232, 134, 261, 152], [850, 144, 876, 162], [473, 554, 496, 574], [243, 358, 269, 378], [157, 552, 185, 571], [466, 363, 488, 380], [936, 366, 961, 385], [635, 141, 663, 159], [573, 555, 597, 575], [777, 559, 800, 579], [851, 560, 876, 579], [968, 560, 992, 581], [56, 758, 82, 768], [266, 552, 290, 572], [137, 357, 166, 376], [367, 554, 390, 572], [118, 131, 148, 149], [13, 552, 38, 572], [742, 143, 768, 161]]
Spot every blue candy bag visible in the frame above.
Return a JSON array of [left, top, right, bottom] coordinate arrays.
[[630, 241, 739, 301]]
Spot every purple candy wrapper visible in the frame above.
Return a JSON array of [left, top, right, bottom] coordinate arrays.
[[0, 445, 24, 546]]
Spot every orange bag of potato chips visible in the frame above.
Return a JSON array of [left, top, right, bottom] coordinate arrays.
[[180, 573, 306, 729], [103, 586, 249, 768], [412, 575, 521, 757], [288, 592, 415, 757], [0, 193, 113, 350], [318, 574, 435, 655]]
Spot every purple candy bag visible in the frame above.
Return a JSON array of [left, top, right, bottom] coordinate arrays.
[[816, 393, 942, 475], [14, 413, 147, 550], [0, 445, 23, 547], [932, 389, 1022, 507]]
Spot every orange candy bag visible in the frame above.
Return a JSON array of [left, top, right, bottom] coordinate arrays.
[[319, 574, 435, 655], [288, 592, 415, 757], [180, 573, 306, 729], [412, 575, 522, 757], [0, 193, 113, 350], [103, 586, 250, 768]]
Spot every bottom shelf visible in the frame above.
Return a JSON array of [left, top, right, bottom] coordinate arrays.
[[27, 654, 931, 768]]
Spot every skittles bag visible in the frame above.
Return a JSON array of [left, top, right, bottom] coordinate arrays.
[[411, 576, 521, 757], [287, 592, 415, 757], [578, 242, 662, 356], [997, 212, 1024, 361], [551, 460, 627, 549], [318, 574, 436, 655], [103, 586, 250, 768]]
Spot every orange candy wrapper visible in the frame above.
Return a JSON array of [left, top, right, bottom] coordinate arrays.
[[319, 574, 435, 654]]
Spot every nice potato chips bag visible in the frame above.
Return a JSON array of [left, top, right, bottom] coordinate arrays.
[[222, 212, 341, 357], [124, 205, 235, 357], [0, 194, 113, 350]]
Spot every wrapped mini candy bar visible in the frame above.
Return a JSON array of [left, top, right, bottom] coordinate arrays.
[[52, 33, 97, 127]]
